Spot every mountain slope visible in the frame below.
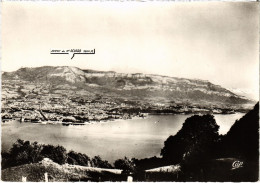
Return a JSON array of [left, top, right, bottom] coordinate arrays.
[[2, 66, 254, 106], [1, 66, 256, 123]]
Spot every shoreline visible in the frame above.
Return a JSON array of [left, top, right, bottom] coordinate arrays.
[[1, 112, 245, 126]]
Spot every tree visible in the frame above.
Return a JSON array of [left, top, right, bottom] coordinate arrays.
[[161, 134, 186, 164], [41, 145, 67, 164], [114, 157, 136, 174], [181, 115, 220, 162], [2, 139, 43, 168], [30, 141, 43, 163], [91, 156, 112, 168], [67, 151, 90, 166], [161, 115, 220, 166]]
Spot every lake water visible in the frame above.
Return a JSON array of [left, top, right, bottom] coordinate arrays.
[[1, 113, 244, 163]]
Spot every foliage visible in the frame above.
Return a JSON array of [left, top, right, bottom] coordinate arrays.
[[2, 139, 43, 168], [67, 151, 90, 166], [222, 103, 259, 160], [160, 104, 259, 181], [114, 157, 136, 174], [161, 114, 220, 165], [133, 156, 166, 171], [41, 145, 67, 165], [2, 140, 78, 169], [220, 103, 259, 181], [160, 114, 220, 180], [181, 115, 220, 162], [91, 156, 113, 169]]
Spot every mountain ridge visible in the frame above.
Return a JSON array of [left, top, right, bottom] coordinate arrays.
[[2, 66, 256, 123], [2, 66, 253, 103]]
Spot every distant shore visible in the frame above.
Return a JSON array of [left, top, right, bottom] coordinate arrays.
[[2, 110, 245, 127]]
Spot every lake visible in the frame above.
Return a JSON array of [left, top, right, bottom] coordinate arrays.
[[1, 113, 244, 163]]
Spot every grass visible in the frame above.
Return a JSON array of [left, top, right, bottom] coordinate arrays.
[[2, 158, 124, 182]]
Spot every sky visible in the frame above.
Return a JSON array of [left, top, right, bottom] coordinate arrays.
[[1, 1, 259, 100]]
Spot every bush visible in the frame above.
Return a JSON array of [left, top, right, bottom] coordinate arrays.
[[114, 157, 136, 174], [41, 145, 67, 165], [67, 151, 90, 166], [3, 139, 43, 168], [91, 156, 112, 169], [2, 140, 68, 168]]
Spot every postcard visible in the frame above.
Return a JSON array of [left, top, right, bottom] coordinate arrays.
[[1, 1, 259, 182]]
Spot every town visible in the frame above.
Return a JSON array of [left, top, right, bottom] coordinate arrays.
[[1, 78, 245, 125]]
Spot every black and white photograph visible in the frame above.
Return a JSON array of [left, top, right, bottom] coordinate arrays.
[[1, 1, 259, 182]]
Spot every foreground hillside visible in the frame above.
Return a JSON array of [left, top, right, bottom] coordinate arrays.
[[2, 158, 123, 182], [2, 66, 254, 123], [159, 102, 259, 181]]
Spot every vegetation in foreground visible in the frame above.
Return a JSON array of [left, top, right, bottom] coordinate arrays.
[[2, 103, 258, 181], [160, 102, 259, 181], [2, 158, 124, 182]]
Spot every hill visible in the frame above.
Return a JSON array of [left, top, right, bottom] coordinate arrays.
[[2, 158, 123, 182], [223, 102, 259, 159], [1, 66, 255, 123], [220, 102, 259, 181]]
